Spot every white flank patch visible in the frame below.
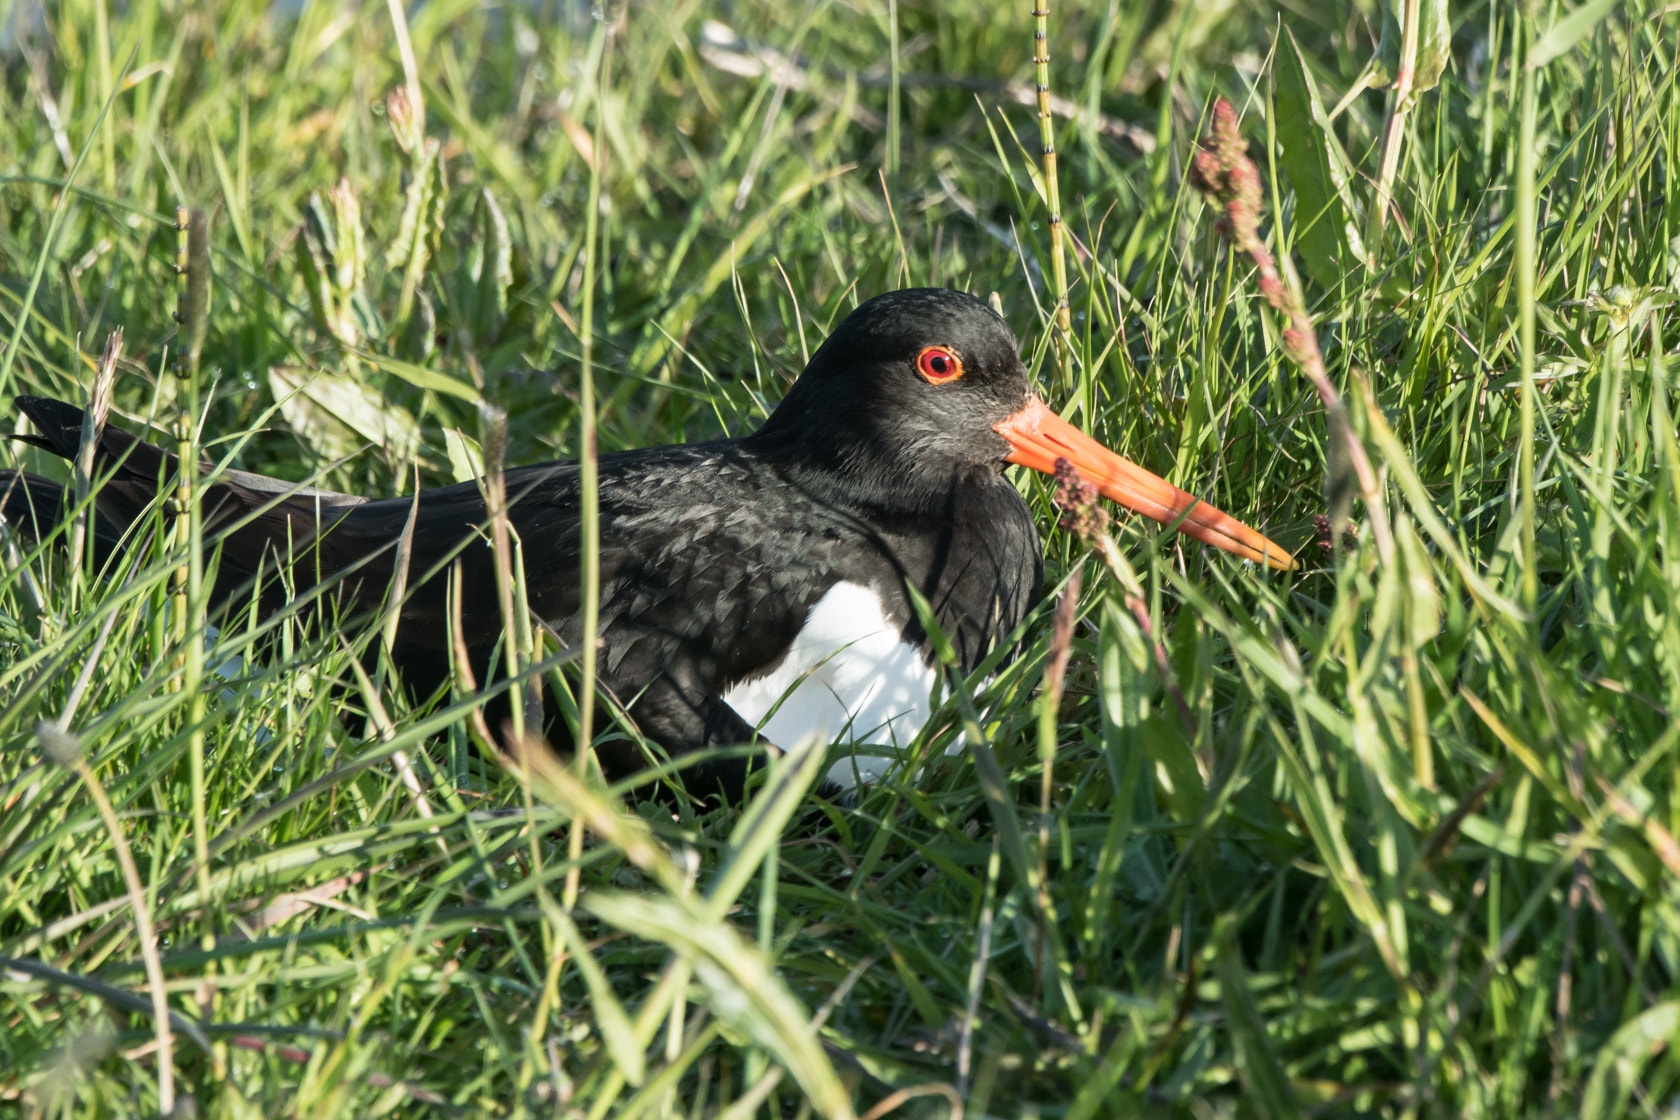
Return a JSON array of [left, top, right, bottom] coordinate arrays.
[[721, 581, 938, 790]]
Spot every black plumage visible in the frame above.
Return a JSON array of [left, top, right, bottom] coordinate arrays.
[[2, 289, 1046, 792]]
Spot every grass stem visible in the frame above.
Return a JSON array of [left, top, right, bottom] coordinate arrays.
[[566, 17, 611, 913], [1032, 0, 1073, 392]]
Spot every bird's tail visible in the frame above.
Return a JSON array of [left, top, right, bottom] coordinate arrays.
[[2, 395, 173, 564], [1, 468, 67, 541], [1, 462, 132, 563], [10, 394, 178, 530], [6, 395, 381, 600]]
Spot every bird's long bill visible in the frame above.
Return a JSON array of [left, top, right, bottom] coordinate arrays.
[[995, 396, 1296, 571]]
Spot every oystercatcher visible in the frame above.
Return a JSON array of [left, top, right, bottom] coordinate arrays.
[[2, 289, 1292, 793]]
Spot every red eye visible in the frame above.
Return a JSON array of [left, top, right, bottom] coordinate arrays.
[[916, 345, 964, 384]]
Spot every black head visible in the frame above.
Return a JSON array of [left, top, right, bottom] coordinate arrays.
[[747, 289, 1031, 509], [744, 287, 1299, 568]]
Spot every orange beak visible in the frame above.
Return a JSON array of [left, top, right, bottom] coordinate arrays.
[[995, 396, 1295, 571]]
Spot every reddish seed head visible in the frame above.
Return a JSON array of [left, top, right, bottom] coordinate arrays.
[[1314, 513, 1358, 552], [386, 87, 416, 153], [1191, 100, 1265, 251], [1281, 327, 1311, 364], [1052, 456, 1109, 541], [1210, 100, 1243, 159], [1189, 149, 1223, 198]]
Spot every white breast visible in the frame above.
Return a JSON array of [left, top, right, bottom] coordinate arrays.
[[721, 581, 937, 789]]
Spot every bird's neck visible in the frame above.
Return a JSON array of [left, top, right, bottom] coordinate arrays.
[[744, 425, 999, 518]]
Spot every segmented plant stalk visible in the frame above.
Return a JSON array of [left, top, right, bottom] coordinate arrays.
[[1515, 24, 1538, 614], [1033, 1, 1073, 390], [172, 206, 214, 937]]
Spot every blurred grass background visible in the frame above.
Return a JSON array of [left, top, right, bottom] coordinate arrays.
[[3, 0, 1680, 1115]]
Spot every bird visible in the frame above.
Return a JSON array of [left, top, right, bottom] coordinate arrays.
[[1, 288, 1293, 796]]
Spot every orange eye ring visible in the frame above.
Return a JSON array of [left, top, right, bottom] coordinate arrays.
[[916, 345, 964, 385]]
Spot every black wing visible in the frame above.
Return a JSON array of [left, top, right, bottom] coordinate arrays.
[[7, 398, 837, 774]]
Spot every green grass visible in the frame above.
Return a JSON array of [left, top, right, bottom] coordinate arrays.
[[3, 0, 1680, 1115]]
